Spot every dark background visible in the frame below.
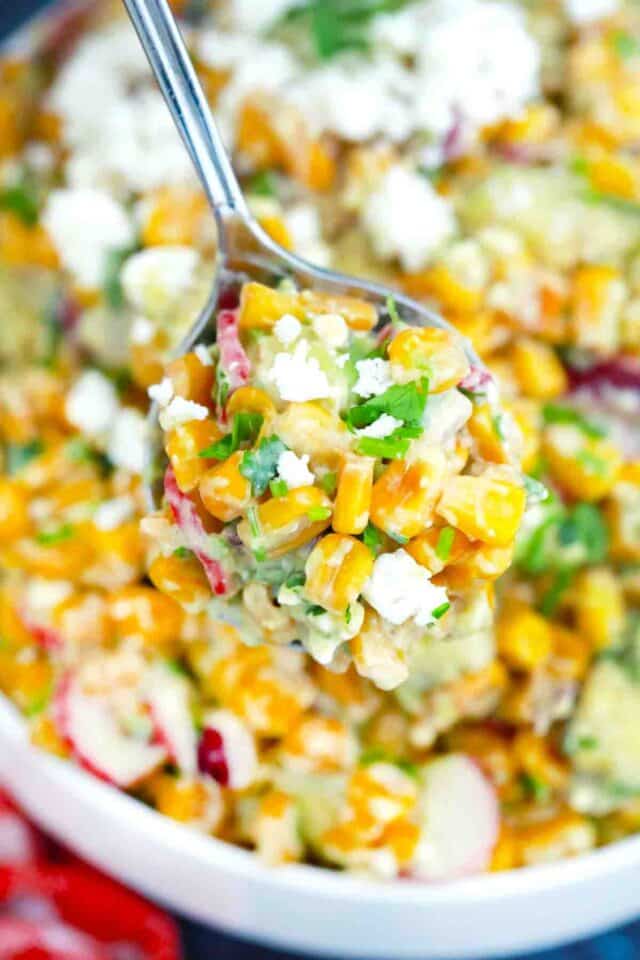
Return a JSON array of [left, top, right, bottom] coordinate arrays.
[[2, 0, 640, 956]]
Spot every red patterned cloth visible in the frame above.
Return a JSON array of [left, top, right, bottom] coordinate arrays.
[[0, 791, 182, 960]]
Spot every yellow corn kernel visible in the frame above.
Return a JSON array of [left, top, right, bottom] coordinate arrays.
[[490, 102, 558, 145], [388, 327, 469, 392], [604, 467, 640, 561], [141, 186, 208, 247], [51, 592, 110, 649], [91, 522, 145, 583], [406, 524, 472, 575], [275, 403, 350, 469], [152, 775, 214, 824], [0, 652, 52, 714], [304, 534, 373, 614], [490, 825, 519, 871], [511, 338, 568, 400], [238, 281, 304, 330], [130, 328, 168, 390], [437, 469, 526, 547], [0, 478, 31, 539], [402, 263, 483, 314], [281, 715, 355, 773], [513, 730, 569, 793], [0, 212, 59, 269], [549, 624, 591, 681], [497, 599, 552, 671], [570, 264, 626, 355], [30, 714, 69, 758], [543, 424, 621, 501], [467, 403, 510, 464], [257, 212, 293, 250], [333, 454, 374, 535], [7, 529, 94, 580], [299, 290, 377, 332], [573, 566, 625, 651], [445, 541, 515, 583], [516, 811, 595, 867], [382, 818, 421, 867], [166, 419, 224, 493], [167, 352, 215, 407], [148, 552, 212, 609], [199, 451, 253, 522], [237, 486, 332, 558], [588, 152, 638, 200], [108, 585, 183, 653], [371, 451, 447, 541], [508, 399, 541, 474], [347, 763, 418, 839], [226, 386, 276, 421]]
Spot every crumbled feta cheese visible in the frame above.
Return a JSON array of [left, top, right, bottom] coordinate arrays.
[[107, 408, 147, 474], [93, 496, 136, 531], [421, 390, 473, 446], [203, 709, 257, 790], [194, 344, 214, 367], [565, 0, 618, 23], [277, 450, 315, 489], [311, 313, 349, 349], [362, 165, 456, 273], [354, 358, 393, 398], [48, 23, 195, 192], [158, 397, 209, 433], [130, 316, 156, 345], [65, 371, 119, 436], [357, 414, 402, 439], [363, 549, 449, 627], [42, 188, 134, 289], [147, 378, 174, 407], [23, 578, 73, 621], [284, 204, 331, 268], [121, 246, 199, 313], [269, 341, 331, 402], [274, 313, 302, 345], [226, 0, 298, 31]]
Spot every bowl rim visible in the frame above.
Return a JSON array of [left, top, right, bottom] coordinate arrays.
[[2, 693, 640, 905]]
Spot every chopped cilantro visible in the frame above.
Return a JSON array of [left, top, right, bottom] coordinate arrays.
[[355, 428, 416, 460], [0, 178, 39, 226], [285, 572, 306, 589], [103, 245, 137, 310], [492, 413, 505, 441], [215, 367, 230, 412], [345, 605, 352, 625], [362, 522, 383, 555], [64, 437, 112, 475], [387, 530, 408, 545], [611, 31, 640, 60], [542, 403, 606, 439], [307, 505, 332, 522], [576, 735, 599, 751], [386, 294, 402, 326], [6, 440, 44, 475], [269, 478, 288, 497], [435, 526, 455, 562], [431, 601, 451, 620], [36, 524, 74, 546], [247, 505, 261, 539], [346, 379, 429, 433], [520, 772, 550, 804], [240, 435, 287, 496], [305, 604, 326, 617], [247, 170, 279, 197], [522, 474, 549, 503], [173, 547, 193, 559], [583, 189, 640, 217], [285, 0, 412, 60], [199, 412, 264, 461], [319, 471, 337, 495], [576, 449, 608, 476], [359, 747, 418, 777], [518, 501, 608, 576], [539, 568, 574, 617]]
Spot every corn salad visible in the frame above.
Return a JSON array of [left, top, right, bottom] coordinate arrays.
[[0, 0, 639, 881]]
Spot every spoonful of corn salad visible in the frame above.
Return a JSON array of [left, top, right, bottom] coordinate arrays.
[[125, 0, 528, 688]]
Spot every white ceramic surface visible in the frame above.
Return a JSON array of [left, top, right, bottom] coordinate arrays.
[[0, 694, 639, 958]]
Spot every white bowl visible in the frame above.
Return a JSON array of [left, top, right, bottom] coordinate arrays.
[[1, 694, 639, 957]]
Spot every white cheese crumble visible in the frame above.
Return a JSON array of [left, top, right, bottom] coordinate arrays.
[[311, 313, 349, 349], [93, 497, 136, 531], [362, 165, 456, 273], [194, 345, 214, 367], [421, 390, 473, 447], [226, 0, 299, 32], [357, 414, 402, 439], [203, 709, 257, 790], [130, 316, 156, 345], [107, 408, 147, 475], [274, 313, 302, 345], [277, 450, 315, 489], [121, 246, 199, 313], [269, 341, 331, 402], [565, 0, 619, 23], [147, 378, 174, 407], [354, 358, 393, 398], [65, 371, 119, 436], [42, 188, 134, 289], [158, 397, 209, 433], [284, 204, 331, 268], [363, 549, 449, 627]]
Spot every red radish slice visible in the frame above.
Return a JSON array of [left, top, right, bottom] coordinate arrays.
[[459, 365, 495, 396], [0, 917, 108, 960], [217, 309, 250, 391], [53, 674, 166, 789], [198, 709, 257, 790], [413, 754, 498, 882], [568, 356, 640, 393], [144, 664, 197, 777], [164, 466, 231, 596], [0, 811, 39, 866], [20, 616, 63, 653]]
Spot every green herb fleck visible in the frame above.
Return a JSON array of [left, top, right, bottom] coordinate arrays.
[[307, 505, 332, 522], [269, 478, 289, 498], [36, 524, 74, 546], [173, 547, 193, 559], [6, 440, 44, 475], [0, 177, 39, 226], [435, 526, 455, 562], [542, 403, 606, 439], [583, 189, 640, 217], [285, 571, 306, 589], [247, 169, 279, 197], [611, 31, 640, 60], [103, 245, 137, 310], [492, 413, 505, 441], [319, 471, 337, 495], [199, 412, 264, 460], [387, 530, 409, 545], [431, 601, 451, 620], [520, 772, 550, 804], [345, 606, 352, 625], [539, 568, 574, 617], [362, 522, 383, 555], [247, 505, 262, 539], [346, 379, 429, 433], [240, 435, 287, 496], [576, 449, 608, 476], [306, 604, 326, 617], [386, 294, 401, 326]]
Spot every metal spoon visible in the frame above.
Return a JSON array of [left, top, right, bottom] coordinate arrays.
[[122, 0, 487, 507]]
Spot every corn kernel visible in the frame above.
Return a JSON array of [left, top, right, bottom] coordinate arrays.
[[141, 186, 208, 247], [543, 424, 621, 501], [549, 624, 590, 681], [333, 454, 374, 535], [238, 281, 303, 330], [108, 585, 183, 653], [388, 327, 469, 392], [371, 451, 447, 541], [511, 338, 568, 400], [237, 486, 332, 558], [226, 386, 276, 421], [199, 451, 253, 522], [149, 552, 212, 610], [0, 478, 31, 539], [300, 291, 377, 332], [467, 403, 510, 463], [570, 264, 626, 355], [437, 469, 526, 547], [275, 403, 350, 469], [573, 566, 625, 651], [167, 352, 215, 406], [166, 419, 224, 493], [406, 524, 472, 575], [497, 599, 552, 671], [304, 534, 373, 614]]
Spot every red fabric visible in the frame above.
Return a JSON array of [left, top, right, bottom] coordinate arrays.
[[0, 792, 181, 960]]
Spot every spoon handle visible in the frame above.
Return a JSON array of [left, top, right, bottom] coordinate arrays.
[[123, 0, 248, 219]]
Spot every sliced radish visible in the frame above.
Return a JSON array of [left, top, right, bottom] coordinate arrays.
[[164, 466, 231, 596], [217, 308, 250, 393], [413, 754, 499, 882], [0, 811, 39, 866], [53, 674, 166, 789], [459, 365, 495, 397], [198, 709, 257, 790], [0, 917, 108, 960], [144, 663, 197, 777]]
